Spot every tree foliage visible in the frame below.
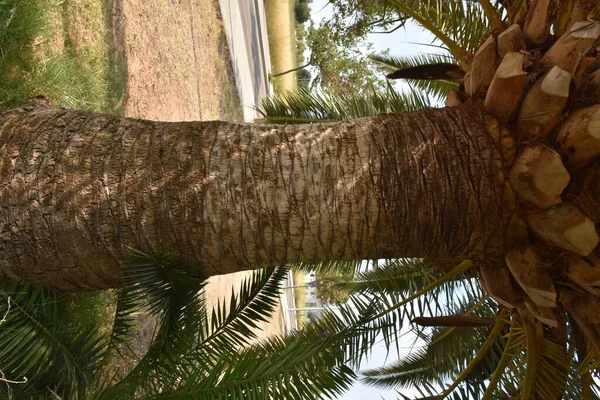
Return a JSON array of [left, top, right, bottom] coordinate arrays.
[[296, 68, 311, 90], [302, 20, 387, 97], [314, 269, 353, 305], [294, 0, 311, 24]]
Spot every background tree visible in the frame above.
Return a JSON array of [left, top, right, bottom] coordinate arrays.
[[314, 268, 353, 305], [296, 68, 311, 91], [306, 21, 388, 97], [294, 0, 311, 24], [275, 20, 388, 97]]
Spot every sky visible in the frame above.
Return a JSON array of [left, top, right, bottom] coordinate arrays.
[[305, 2, 443, 399], [308, 0, 443, 82]]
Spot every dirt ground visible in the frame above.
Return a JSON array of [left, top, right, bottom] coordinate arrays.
[[112, 0, 242, 122], [111, 0, 284, 355]]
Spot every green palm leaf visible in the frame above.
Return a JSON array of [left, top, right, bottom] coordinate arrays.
[[370, 52, 460, 101], [144, 294, 394, 400], [99, 263, 290, 399], [259, 85, 431, 124], [0, 286, 106, 399], [96, 249, 209, 398], [361, 306, 503, 392], [359, 0, 494, 62], [118, 248, 207, 354], [193, 266, 288, 363], [335, 259, 484, 326], [291, 259, 363, 277]]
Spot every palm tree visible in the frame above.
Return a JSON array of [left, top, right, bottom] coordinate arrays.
[[2, 1, 600, 395]]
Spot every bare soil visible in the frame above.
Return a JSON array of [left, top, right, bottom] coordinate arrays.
[[111, 0, 242, 122], [109, 0, 283, 361]]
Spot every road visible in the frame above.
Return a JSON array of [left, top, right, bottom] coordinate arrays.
[[219, 0, 273, 121], [217, 0, 297, 334]]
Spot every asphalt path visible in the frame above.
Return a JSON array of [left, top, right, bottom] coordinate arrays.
[[219, 0, 272, 121]]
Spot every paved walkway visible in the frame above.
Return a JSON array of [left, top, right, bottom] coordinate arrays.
[[219, 0, 273, 122]]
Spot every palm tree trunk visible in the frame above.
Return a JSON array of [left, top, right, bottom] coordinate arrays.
[[273, 62, 311, 77], [0, 104, 514, 291]]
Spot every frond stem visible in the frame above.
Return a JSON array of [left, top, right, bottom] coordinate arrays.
[[437, 308, 509, 399], [482, 315, 518, 400], [368, 260, 473, 324], [429, 294, 489, 347], [521, 315, 540, 400], [476, 0, 503, 29]]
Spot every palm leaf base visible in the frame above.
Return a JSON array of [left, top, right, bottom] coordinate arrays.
[[453, 6, 600, 398]]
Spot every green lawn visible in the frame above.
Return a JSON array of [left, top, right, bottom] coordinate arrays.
[[264, 0, 297, 93], [0, 0, 126, 113], [292, 270, 309, 326]]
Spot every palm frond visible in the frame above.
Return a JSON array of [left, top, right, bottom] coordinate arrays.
[[164, 339, 355, 400], [361, 347, 443, 390], [573, 322, 600, 399], [96, 249, 209, 398], [100, 265, 288, 399], [291, 259, 362, 277], [150, 294, 395, 400], [0, 286, 106, 399], [437, 309, 509, 397], [336, 259, 440, 297], [371, 52, 460, 101], [195, 266, 287, 361], [361, 0, 494, 61], [361, 308, 507, 395], [336, 259, 485, 327], [258, 85, 431, 124]]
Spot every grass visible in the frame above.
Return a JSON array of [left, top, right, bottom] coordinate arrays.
[[217, 30, 244, 122], [59, 290, 116, 335], [292, 270, 309, 326], [264, 0, 297, 93], [0, 0, 126, 113]]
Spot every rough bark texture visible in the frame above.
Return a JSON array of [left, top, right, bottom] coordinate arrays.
[[0, 105, 512, 290]]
